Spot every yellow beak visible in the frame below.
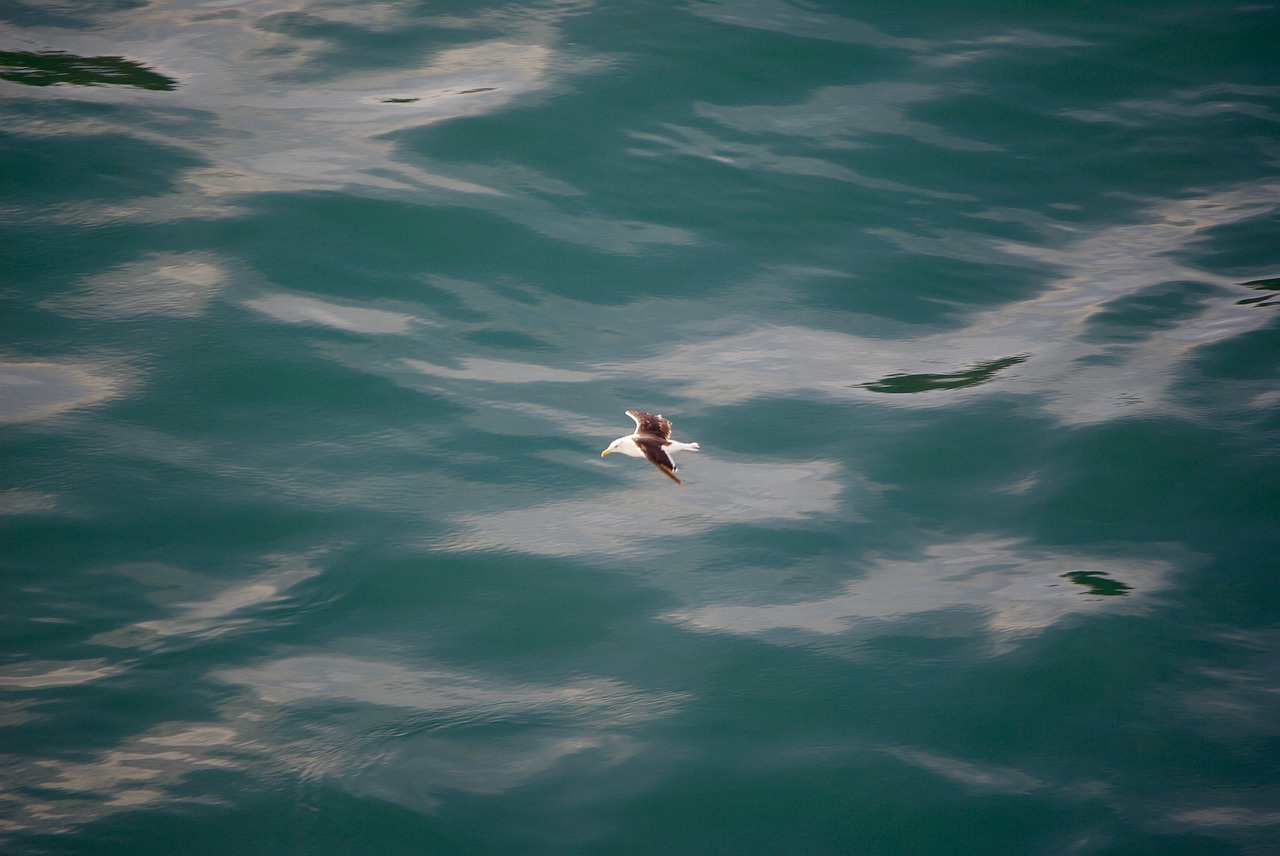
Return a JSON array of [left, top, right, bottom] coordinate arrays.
[[600, 450, 610, 457]]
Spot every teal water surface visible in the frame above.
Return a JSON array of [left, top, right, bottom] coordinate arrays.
[[3, 1, 1280, 854]]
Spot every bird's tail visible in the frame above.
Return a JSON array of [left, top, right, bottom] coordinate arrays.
[[680, 442, 700, 452]]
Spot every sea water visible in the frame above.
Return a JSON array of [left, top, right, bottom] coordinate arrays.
[[2, 1, 1279, 853]]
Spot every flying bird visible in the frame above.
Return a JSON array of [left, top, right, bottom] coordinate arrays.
[[601, 410, 700, 485]]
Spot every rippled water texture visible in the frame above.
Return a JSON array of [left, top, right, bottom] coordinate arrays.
[[2, 1, 1279, 853]]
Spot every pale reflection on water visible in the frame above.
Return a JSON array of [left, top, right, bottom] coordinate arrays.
[[627, 185, 1280, 424], [40, 252, 226, 319], [7, 0, 1274, 441], [90, 555, 324, 651], [350, 183, 1280, 433], [0, 659, 129, 689], [219, 653, 686, 727], [0, 360, 124, 423], [0, 535, 686, 837], [9, 251, 236, 425], [0, 0, 689, 254], [441, 457, 843, 558], [218, 649, 680, 813], [884, 746, 1046, 794], [664, 538, 1183, 652], [1171, 807, 1280, 830], [627, 122, 970, 199], [219, 651, 685, 813], [698, 82, 1002, 152], [0, 648, 684, 835], [247, 293, 422, 334], [0, 489, 57, 515]]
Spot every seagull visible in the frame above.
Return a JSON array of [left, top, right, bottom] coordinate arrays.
[[601, 410, 700, 485]]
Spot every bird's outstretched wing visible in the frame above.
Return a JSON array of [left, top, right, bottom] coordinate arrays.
[[634, 436, 682, 485], [626, 410, 672, 440]]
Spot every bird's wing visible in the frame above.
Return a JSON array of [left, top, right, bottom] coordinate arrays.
[[635, 436, 683, 485], [626, 410, 672, 440]]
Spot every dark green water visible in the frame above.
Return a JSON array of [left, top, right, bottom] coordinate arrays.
[[3, 1, 1279, 853]]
